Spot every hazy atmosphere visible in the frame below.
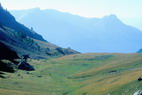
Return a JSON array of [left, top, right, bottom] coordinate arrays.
[[0, 0, 142, 30], [1, 0, 142, 95]]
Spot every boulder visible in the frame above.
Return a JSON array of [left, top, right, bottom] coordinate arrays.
[[0, 60, 16, 72], [18, 61, 35, 71], [138, 77, 142, 81], [133, 90, 142, 95]]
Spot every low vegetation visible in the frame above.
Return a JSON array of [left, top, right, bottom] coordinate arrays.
[[0, 53, 142, 95], [0, 60, 17, 73]]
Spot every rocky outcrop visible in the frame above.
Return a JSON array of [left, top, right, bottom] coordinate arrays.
[[137, 77, 142, 81], [0, 42, 19, 60], [18, 61, 35, 71], [133, 90, 142, 95]]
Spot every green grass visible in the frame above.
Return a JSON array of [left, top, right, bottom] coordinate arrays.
[[1, 53, 142, 95]]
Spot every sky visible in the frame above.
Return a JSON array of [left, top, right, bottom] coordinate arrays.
[[0, 0, 142, 30]]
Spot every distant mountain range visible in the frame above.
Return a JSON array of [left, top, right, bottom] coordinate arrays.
[[122, 17, 142, 31], [0, 5, 78, 60], [10, 8, 142, 53], [137, 49, 142, 53]]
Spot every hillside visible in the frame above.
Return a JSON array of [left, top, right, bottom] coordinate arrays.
[[0, 26, 78, 59], [0, 5, 78, 59], [0, 5, 79, 72], [10, 8, 142, 53], [1, 53, 142, 95], [121, 17, 142, 31], [0, 5, 46, 42]]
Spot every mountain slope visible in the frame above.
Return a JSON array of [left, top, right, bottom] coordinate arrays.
[[0, 25, 78, 59], [137, 49, 142, 53], [10, 8, 142, 53], [0, 5, 46, 42], [0, 5, 79, 59], [0, 5, 79, 73]]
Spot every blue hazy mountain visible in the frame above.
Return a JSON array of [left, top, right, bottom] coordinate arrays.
[[122, 17, 142, 31], [10, 8, 142, 53], [137, 49, 142, 53]]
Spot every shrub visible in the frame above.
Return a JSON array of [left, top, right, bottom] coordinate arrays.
[[0, 60, 16, 73]]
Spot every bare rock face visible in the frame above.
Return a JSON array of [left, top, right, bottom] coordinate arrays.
[[133, 90, 142, 95]]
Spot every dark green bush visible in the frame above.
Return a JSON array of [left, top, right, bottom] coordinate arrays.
[[0, 60, 16, 73]]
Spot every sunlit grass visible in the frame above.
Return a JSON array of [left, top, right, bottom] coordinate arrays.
[[0, 53, 142, 95]]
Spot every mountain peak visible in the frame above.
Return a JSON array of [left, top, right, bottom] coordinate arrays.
[[103, 14, 118, 19], [101, 14, 124, 25], [109, 14, 117, 18]]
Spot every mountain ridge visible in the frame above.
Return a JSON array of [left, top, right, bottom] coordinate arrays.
[[10, 8, 142, 53]]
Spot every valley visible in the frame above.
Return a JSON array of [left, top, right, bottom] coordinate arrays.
[[1, 53, 142, 95], [0, 2, 142, 95]]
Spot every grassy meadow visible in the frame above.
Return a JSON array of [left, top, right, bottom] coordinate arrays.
[[1, 53, 142, 95]]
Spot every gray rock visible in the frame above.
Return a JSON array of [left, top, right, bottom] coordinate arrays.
[[18, 61, 35, 71], [133, 90, 142, 95]]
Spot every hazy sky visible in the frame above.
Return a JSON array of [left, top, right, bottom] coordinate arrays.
[[0, 0, 142, 29]]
